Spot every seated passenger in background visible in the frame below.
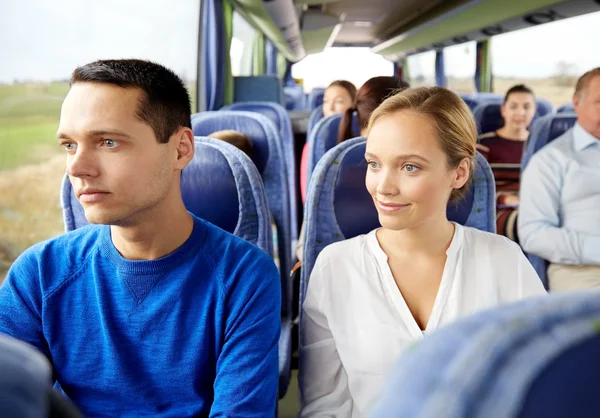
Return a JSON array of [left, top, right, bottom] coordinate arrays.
[[323, 80, 357, 118], [519, 67, 600, 292], [297, 76, 409, 262], [477, 84, 537, 206], [299, 87, 546, 417], [209, 129, 253, 157], [301, 80, 357, 203], [0, 59, 280, 417]]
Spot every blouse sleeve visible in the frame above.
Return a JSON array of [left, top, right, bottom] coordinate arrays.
[[298, 253, 353, 417]]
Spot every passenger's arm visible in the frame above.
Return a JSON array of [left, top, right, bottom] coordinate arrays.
[[518, 154, 600, 265], [210, 255, 281, 417], [0, 252, 48, 357], [299, 258, 353, 417]]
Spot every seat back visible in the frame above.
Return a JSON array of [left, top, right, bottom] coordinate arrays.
[[557, 103, 575, 113], [458, 93, 479, 111], [222, 102, 298, 245], [190, 112, 292, 313], [0, 334, 52, 418], [61, 137, 273, 255], [283, 85, 306, 110], [233, 76, 284, 104], [300, 138, 496, 305], [520, 114, 577, 284], [474, 99, 555, 135], [305, 112, 360, 189], [307, 87, 325, 110], [370, 290, 600, 418], [307, 105, 324, 137]]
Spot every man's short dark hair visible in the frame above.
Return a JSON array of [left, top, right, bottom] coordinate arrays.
[[70, 59, 192, 143], [504, 84, 535, 103]]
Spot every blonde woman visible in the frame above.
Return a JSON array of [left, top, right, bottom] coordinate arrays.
[[299, 87, 546, 417]]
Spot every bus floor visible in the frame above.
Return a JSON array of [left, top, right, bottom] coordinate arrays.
[[279, 370, 299, 417]]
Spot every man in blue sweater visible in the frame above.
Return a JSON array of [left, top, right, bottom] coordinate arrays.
[[0, 59, 281, 417]]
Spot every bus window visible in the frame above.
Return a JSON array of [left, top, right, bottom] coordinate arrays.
[[492, 11, 600, 106], [445, 42, 476, 93], [291, 47, 393, 93], [0, 0, 200, 280], [406, 51, 435, 87], [231, 11, 255, 77]]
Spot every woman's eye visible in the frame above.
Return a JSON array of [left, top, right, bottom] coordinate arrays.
[[404, 164, 419, 172], [367, 161, 379, 169]]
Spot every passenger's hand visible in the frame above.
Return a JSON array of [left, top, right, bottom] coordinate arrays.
[[500, 193, 520, 206]]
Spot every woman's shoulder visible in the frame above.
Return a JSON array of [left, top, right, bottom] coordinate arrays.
[[461, 225, 519, 255]]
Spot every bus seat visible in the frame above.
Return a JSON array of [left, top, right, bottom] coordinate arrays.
[[557, 103, 575, 113], [307, 87, 325, 110], [307, 105, 324, 136], [190, 112, 293, 323], [300, 138, 495, 308], [283, 85, 305, 110], [474, 99, 555, 135], [305, 112, 360, 192], [370, 290, 600, 418], [458, 94, 479, 111], [0, 334, 52, 418], [233, 76, 284, 104], [520, 114, 577, 286], [222, 102, 298, 248]]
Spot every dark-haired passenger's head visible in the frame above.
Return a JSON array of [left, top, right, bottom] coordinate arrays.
[[500, 84, 536, 132], [337, 76, 409, 144], [323, 80, 357, 118], [210, 130, 253, 157], [58, 59, 195, 226]]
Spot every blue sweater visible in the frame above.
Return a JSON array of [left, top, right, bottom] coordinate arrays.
[[0, 214, 281, 417]]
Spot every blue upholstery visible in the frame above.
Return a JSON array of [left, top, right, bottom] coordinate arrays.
[[458, 93, 479, 111], [557, 103, 575, 113], [61, 137, 273, 255], [370, 290, 600, 418], [300, 138, 496, 306], [0, 334, 52, 418], [222, 102, 299, 248], [306, 112, 360, 187], [191, 112, 292, 315], [520, 114, 577, 286], [474, 99, 555, 135], [283, 85, 306, 110], [233, 76, 284, 104], [307, 87, 325, 110], [307, 105, 324, 136]]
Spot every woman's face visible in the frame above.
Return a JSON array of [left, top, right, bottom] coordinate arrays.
[[323, 85, 354, 117], [501, 92, 536, 131], [365, 111, 470, 231]]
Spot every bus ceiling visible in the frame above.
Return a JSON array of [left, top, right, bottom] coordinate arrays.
[[233, 0, 599, 63]]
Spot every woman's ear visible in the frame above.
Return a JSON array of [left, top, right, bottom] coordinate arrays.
[[451, 157, 471, 191]]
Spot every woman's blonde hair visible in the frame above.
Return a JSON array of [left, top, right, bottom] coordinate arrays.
[[367, 87, 476, 201]]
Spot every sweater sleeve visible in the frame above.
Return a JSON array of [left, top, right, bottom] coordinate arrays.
[[210, 251, 281, 417], [0, 250, 49, 358]]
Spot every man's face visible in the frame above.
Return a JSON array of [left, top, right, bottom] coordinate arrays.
[[58, 82, 179, 226]]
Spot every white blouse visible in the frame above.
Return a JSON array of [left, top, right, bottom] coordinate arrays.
[[299, 223, 546, 417]]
